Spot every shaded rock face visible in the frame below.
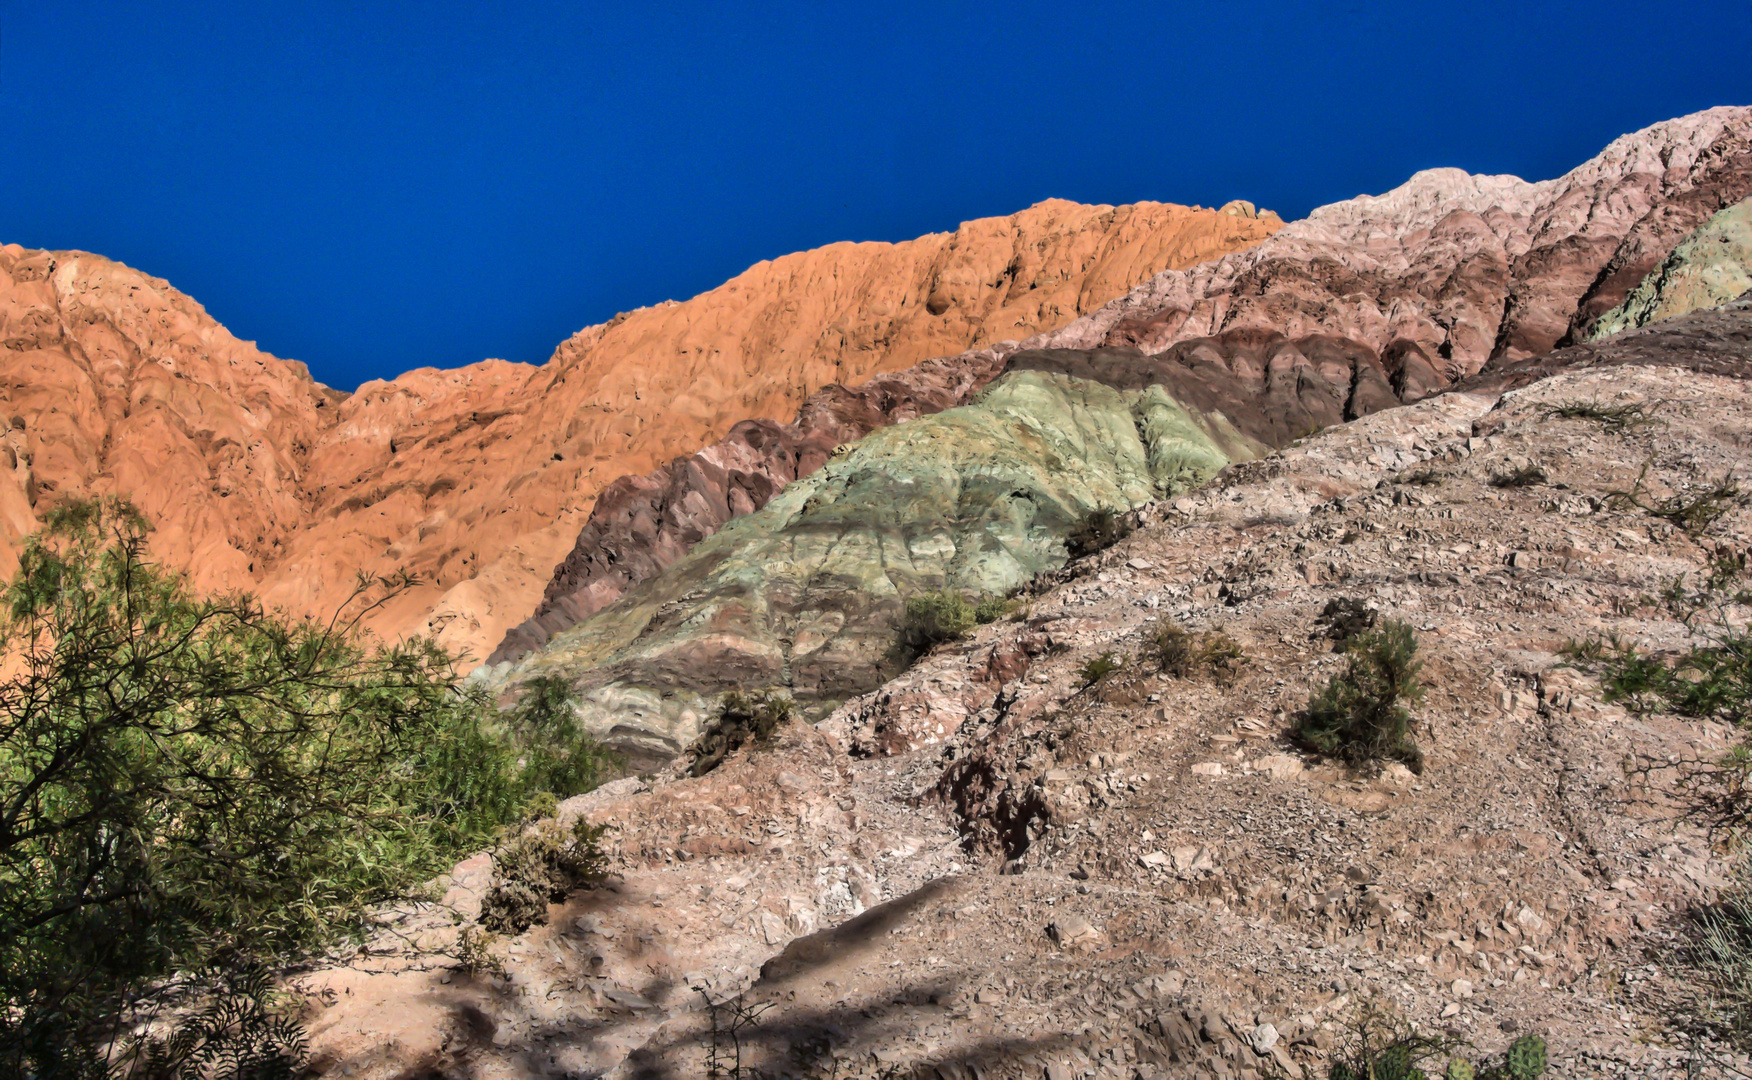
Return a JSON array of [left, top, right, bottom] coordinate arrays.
[[494, 107, 1752, 670], [499, 368, 1268, 757], [0, 200, 1277, 663], [1589, 195, 1752, 338]]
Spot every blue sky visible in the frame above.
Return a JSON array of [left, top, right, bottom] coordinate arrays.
[[3, 1, 1749, 390]]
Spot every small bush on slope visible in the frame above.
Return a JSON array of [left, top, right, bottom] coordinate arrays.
[[1151, 619, 1245, 685], [688, 690, 796, 777], [898, 589, 978, 660], [1564, 556, 1752, 723], [479, 818, 611, 936], [1078, 651, 1123, 688], [1298, 619, 1426, 773], [1066, 507, 1134, 559]]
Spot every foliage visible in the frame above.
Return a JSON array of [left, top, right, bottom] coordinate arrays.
[[502, 674, 624, 800], [1563, 558, 1752, 724], [688, 690, 795, 777], [898, 589, 978, 660], [1298, 619, 1426, 773], [974, 594, 1018, 625], [1066, 507, 1134, 559], [1288, 997, 1547, 1080], [452, 926, 508, 981], [1606, 458, 1747, 536], [1294, 997, 1458, 1080], [114, 963, 307, 1080], [1151, 620, 1245, 684], [1489, 464, 1548, 489], [478, 818, 611, 936], [0, 498, 538, 1077], [1078, 651, 1123, 688], [1541, 397, 1664, 432]]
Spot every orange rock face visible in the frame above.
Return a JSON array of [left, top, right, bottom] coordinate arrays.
[[0, 200, 1278, 664]]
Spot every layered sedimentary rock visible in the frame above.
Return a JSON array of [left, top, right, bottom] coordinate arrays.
[[1589, 195, 1752, 338], [0, 200, 1278, 661], [494, 107, 1752, 673], [503, 365, 1268, 759], [0, 246, 338, 589]]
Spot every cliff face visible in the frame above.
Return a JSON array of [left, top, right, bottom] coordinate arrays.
[[0, 199, 1280, 662]]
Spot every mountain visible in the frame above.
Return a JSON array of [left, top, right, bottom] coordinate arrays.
[[483, 107, 1752, 758], [0, 200, 1280, 661], [302, 293, 1752, 1080]]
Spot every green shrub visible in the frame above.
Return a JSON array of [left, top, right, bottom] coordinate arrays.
[[0, 499, 538, 1077], [898, 589, 978, 659], [478, 817, 611, 936], [974, 594, 1018, 624], [1564, 563, 1752, 724], [504, 674, 624, 799], [1078, 651, 1123, 688], [688, 690, 795, 777], [1310, 997, 1461, 1080], [1298, 619, 1426, 773], [1066, 507, 1134, 559], [1152, 620, 1245, 684]]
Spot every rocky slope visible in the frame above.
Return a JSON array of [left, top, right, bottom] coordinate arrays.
[[485, 108, 1752, 753], [295, 298, 1752, 1080], [0, 200, 1278, 661]]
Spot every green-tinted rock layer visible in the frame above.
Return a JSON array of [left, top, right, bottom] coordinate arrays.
[[1590, 196, 1752, 340], [500, 369, 1263, 757]]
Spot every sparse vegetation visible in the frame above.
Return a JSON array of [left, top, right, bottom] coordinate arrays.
[[478, 817, 611, 935], [974, 593, 1019, 624], [1605, 458, 1748, 536], [1298, 618, 1426, 773], [896, 588, 1016, 663], [1151, 619, 1245, 684], [1542, 397, 1664, 432], [1078, 651, 1123, 688], [1563, 558, 1752, 723], [1316, 596, 1378, 648], [1066, 507, 1134, 559], [1490, 464, 1549, 489], [688, 689, 796, 777], [1286, 998, 1547, 1080], [452, 925, 509, 980], [1399, 467, 1445, 487], [0, 498, 547, 1077], [898, 588, 978, 658]]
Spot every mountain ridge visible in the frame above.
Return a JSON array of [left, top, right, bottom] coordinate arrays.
[[0, 198, 1281, 663]]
